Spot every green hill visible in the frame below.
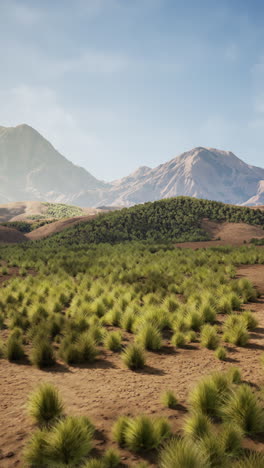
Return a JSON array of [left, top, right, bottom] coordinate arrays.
[[42, 197, 264, 246]]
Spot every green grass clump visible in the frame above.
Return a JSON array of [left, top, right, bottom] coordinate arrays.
[[121, 344, 145, 370], [102, 448, 121, 467], [160, 437, 209, 468], [43, 416, 93, 466], [183, 412, 212, 440], [104, 331, 122, 352], [200, 324, 219, 350], [161, 390, 178, 409], [241, 310, 258, 330], [30, 340, 56, 368], [83, 459, 104, 468], [171, 332, 186, 348], [224, 324, 249, 347], [24, 428, 49, 467], [112, 416, 130, 447], [198, 432, 226, 467], [228, 367, 242, 384], [27, 383, 64, 426], [233, 452, 264, 467], [222, 384, 264, 434], [189, 373, 231, 419], [123, 415, 171, 452], [220, 423, 243, 458], [6, 335, 25, 362], [136, 323, 162, 351], [215, 346, 227, 361]]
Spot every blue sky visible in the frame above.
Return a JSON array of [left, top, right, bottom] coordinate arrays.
[[0, 0, 264, 180]]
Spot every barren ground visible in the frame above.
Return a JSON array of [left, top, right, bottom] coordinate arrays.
[[0, 264, 264, 467]]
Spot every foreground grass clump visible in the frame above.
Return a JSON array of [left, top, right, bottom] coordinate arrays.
[[27, 383, 64, 426], [183, 412, 212, 440], [104, 331, 122, 352], [200, 324, 219, 350], [215, 346, 227, 361], [6, 335, 25, 362], [233, 452, 264, 467], [189, 373, 231, 419], [25, 416, 94, 467], [121, 344, 145, 370], [113, 415, 171, 452], [161, 390, 178, 409], [222, 384, 264, 434], [160, 437, 209, 468], [136, 323, 162, 351], [30, 340, 56, 368]]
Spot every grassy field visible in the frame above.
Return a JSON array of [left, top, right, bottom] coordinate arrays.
[[0, 240, 264, 467]]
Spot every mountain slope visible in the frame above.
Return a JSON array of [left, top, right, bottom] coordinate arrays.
[[0, 124, 106, 204], [90, 147, 264, 207], [1, 124, 264, 207]]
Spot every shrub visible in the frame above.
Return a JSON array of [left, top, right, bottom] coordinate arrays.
[[30, 340, 56, 368], [200, 304, 216, 323], [160, 437, 209, 468], [6, 335, 25, 362], [104, 331, 122, 352], [76, 333, 98, 363], [171, 332, 186, 348], [222, 384, 264, 434], [200, 325, 219, 350], [27, 383, 64, 426], [185, 330, 197, 343], [112, 416, 130, 447], [44, 416, 93, 466], [122, 344, 145, 370], [215, 346, 227, 361], [198, 432, 225, 467], [217, 296, 232, 314], [189, 374, 231, 419], [120, 310, 135, 332], [161, 390, 178, 409], [183, 412, 212, 440], [186, 310, 203, 331], [136, 323, 162, 351]]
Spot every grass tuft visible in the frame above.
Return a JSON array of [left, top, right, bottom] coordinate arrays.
[[27, 383, 64, 426]]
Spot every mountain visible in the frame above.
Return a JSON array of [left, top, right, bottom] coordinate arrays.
[[1, 124, 264, 207], [0, 124, 107, 204]]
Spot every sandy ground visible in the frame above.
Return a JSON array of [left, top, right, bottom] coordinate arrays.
[[0, 264, 264, 467]]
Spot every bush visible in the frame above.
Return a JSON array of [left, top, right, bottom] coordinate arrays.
[[198, 432, 225, 467], [225, 324, 249, 347], [76, 333, 98, 363], [161, 390, 178, 409], [200, 325, 219, 350], [6, 335, 25, 362], [104, 331, 122, 352], [27, 383, 64, 426], [44, 416, 93, 466], [215, 346, 227, 361], [136, 323, 162, 351], [222, 384, 264, 434], [122, 344, 145, 370], [30, 340, 56, 368], [160, 437, 209, 468], [124, 415, 170, 452], [183, 412, 212, 440], [189, 373, 231, 419]]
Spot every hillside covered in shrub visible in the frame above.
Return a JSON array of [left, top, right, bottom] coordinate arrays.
[[43, 197, 264, 246]]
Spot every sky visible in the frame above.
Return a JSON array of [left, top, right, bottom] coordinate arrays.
[[0, 0, 264, 181]]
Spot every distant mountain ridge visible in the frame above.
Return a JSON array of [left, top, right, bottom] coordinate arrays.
[[1, 124, 264, 207]]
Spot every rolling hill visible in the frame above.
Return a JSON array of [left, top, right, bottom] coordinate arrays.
[[1, 124, 264, 207]]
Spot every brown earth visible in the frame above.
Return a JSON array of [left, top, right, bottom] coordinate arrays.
[[26, 215, 99, 240], [0, 226, 28, 244], [0, 265, 264, 467]]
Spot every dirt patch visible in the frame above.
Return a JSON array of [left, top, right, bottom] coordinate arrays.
[[26, 215, 98, 240], [0, 265, 264, 466], [0, 226, 28, 244]]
